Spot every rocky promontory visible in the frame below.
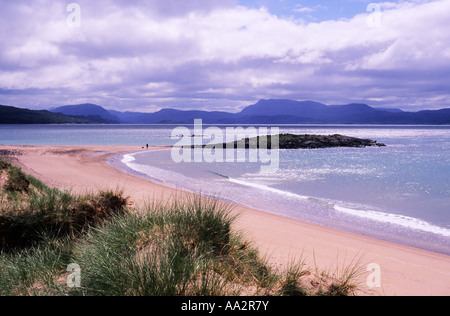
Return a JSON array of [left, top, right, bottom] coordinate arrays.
[[219, 134, 386, 149]]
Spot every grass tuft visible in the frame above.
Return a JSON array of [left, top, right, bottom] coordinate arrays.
[[5, 165, 30, 193], [72, 196, 251, 296], [0, 159, 130, 252], [0, 160, 364, 296]]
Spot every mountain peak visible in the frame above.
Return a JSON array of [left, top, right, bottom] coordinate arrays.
[[51, 104, 121, 123], [238, 99, 327, 118]]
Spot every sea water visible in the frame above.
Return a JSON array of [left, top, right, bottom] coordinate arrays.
[[0, 124, 179, 146], [117, 125, 450, 255], [1, 124, 449, 254]]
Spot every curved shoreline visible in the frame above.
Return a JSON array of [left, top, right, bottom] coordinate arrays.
[[115, 148, 450, 257], [1, 144, 450, 296]]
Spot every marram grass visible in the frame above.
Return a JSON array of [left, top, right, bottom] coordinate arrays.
[[0, 158, 363, 296]]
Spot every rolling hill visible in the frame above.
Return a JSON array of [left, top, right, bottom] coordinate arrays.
[[50, 104, 121, 123], [2, 100, 450, 124], [0, 105, 107, 124], [103, 99, 450, 125]]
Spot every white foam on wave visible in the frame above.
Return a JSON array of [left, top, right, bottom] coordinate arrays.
[[122, 159, 191, 186], [228, 177, 309, 200], [121, 151, 450, 240], [121, 154, 136, 164], [121, 149, 171, 168], [334, 205, 450, 238], [230, 176, 450, 238], [121, 152, 209, 191]]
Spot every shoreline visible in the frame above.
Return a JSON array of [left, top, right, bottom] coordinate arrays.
[[1, 144, 450, 295], [113, 148, 450, 257]]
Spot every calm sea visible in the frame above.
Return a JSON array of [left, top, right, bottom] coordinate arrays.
[[1, 124, 449, 254]]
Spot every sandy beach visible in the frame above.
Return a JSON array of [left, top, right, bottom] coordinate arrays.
[[2, 144, 450, 296]]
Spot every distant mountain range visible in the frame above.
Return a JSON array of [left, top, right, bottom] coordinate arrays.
[[50, 100, 450, 125], [1, 100, 450, 124]]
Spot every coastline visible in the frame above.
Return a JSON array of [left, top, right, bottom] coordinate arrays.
[[1, 144, 449, 296], [114, 148, 450, 257]]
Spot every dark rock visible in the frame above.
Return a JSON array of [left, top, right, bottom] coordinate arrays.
[[218, 134, 386, 149]]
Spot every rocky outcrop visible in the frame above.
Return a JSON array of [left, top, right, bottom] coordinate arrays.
[[222, 134, 386, 149]]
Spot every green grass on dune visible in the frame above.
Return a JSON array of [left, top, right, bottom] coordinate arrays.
[[0, 158, 364, 296], [72, 197, 273, 296]]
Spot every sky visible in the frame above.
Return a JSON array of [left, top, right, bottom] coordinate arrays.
[[0, 0, 449, 113]]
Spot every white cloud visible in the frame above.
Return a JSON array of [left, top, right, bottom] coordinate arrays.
[[0, 0, 449, 111], [293, 5, 315, 13]]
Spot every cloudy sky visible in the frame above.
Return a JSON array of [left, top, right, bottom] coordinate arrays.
[[0, 0, 449, 112]]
